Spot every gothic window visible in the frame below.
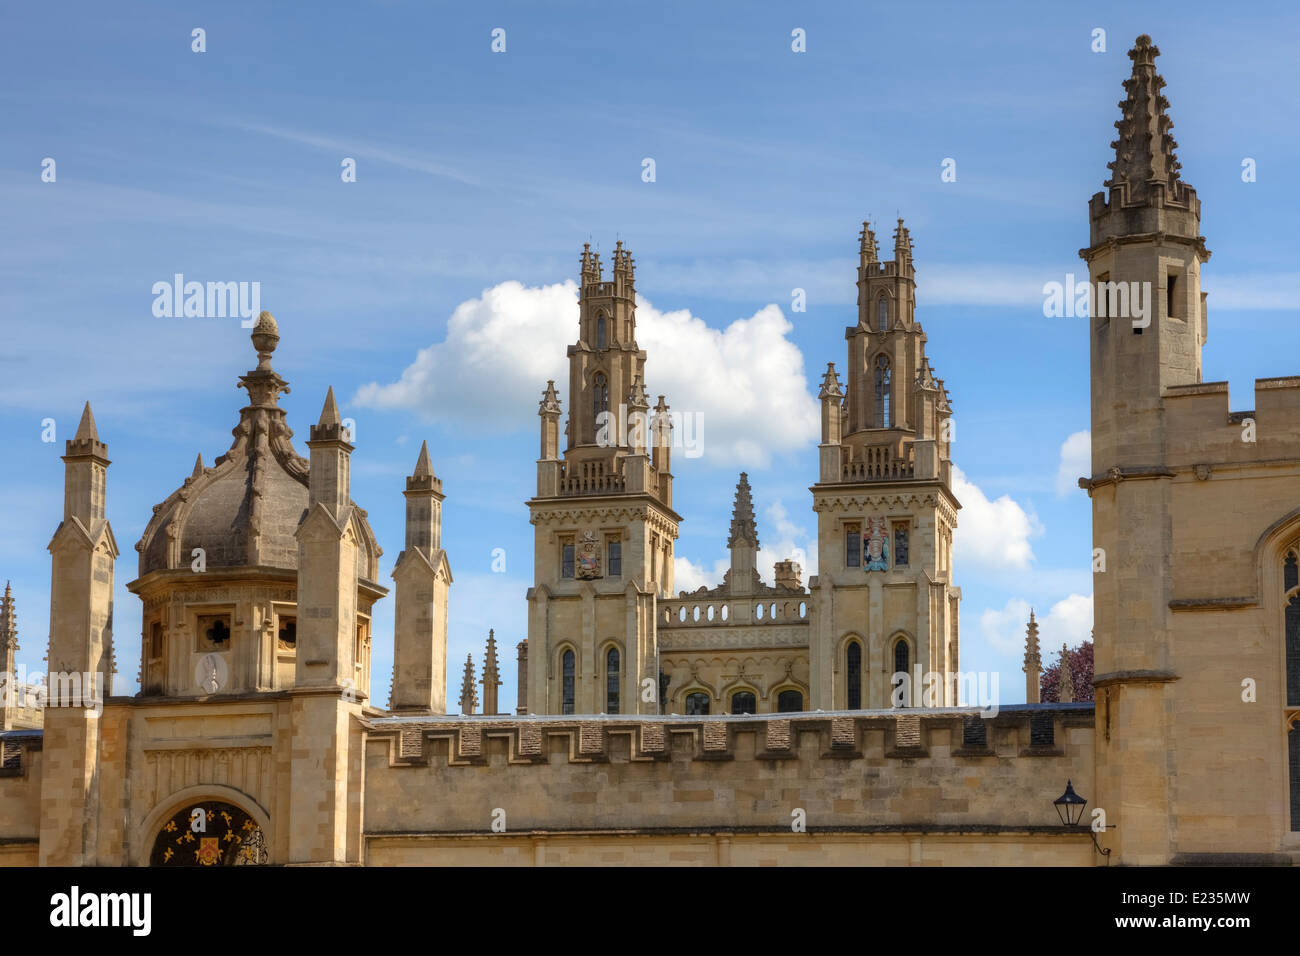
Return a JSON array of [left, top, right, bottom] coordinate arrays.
[[1286, 551, 1297, 592], [1287, 593, 1300, 708], [877, 296, 889, 331], [731, 691, 757, 715], [592, 373, 609, 424], [847, 641, 862, 709], [777, 690, 803, 713], [845, 523, 861, 567], [1290, 721, 1300, 832], [605, 647, 620, 714], [685, 692, 710, 716], [893, 638, 909, 680], [874, 356, 891, 427], [561, 539, 575, 579], [561, 649, 576, 715], [894, 523, 909, 567], [597, 315, 607, 349], [607, 539, 622, 577]]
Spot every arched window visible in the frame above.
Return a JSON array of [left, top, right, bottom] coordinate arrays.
[[893, 638, 909, 680], [1286, 551, 1298, 593], [777, 690, 803, 713], [592, 373, 609, 423], [1288, 593, 1300, 708], [877, 296, 889, 331], [731, 691, 757, 715], [605, 647, 620, 714], [874, 355, 891, 427], [1290, 720, 1300, 832], [846, 641, 862, 709], [561, 649, 576, 715], [685, 692, 710, 715], [596, 315, 607, 350]]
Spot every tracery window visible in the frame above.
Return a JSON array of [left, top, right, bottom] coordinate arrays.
[[877, 296, 889, 331], [592, 373, 609, 423], [597, 316, 607, 350], [846, 640, 862, 709], [874, 356, 891, 427], [606, 647, 620, 714], [561, 649, 576, 715]]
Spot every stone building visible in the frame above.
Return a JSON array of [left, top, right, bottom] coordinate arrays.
[[0, 36, 1297, 866]]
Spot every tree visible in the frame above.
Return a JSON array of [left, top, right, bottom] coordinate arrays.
[[1040, 641, 1093, 702]]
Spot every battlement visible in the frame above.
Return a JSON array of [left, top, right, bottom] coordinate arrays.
[[1164, 375, 1300, 467], [360, 707, 1094, 852], [366, 705, 1091, 767]]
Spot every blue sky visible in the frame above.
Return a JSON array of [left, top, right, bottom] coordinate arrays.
[[2, 1, 1298, 709]]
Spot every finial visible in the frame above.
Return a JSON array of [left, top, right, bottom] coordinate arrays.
[[250, 311, 279, 370], [318, 387, 341, 427], [191, 453, 205, 479]]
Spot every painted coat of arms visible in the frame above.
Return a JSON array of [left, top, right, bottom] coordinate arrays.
[[576, 530, 602, 579], [863, 516, 890, 571]]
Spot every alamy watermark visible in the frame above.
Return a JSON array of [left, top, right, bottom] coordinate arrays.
[[890, 666, 1000, 716], [595, 403, 704, 459], [1043, 273, 1151, 328], [152, 274, 262, 327], [1, 664, 105, 717]]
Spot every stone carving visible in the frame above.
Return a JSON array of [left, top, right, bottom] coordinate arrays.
[[863, 516, 890, 571], [576, 530, 602, 579]]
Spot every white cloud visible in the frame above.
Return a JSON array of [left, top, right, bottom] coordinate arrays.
[[354, 279, 819, 468], [1055, 430, 1090, 497], [979, 593, 1093, 655], [756, 499, 818, 583], [951, 466, 1043, 571], [673, 555, 729, 595]]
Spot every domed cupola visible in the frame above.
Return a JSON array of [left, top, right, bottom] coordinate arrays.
[[126, 314, 385, 698], [134, 313, 381, 579]]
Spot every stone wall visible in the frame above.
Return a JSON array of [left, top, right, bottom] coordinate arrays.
[[361, 705, 1096, 865]]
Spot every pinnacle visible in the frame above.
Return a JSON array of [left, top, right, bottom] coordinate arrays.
[[318, 387, 341, 427], [191, 453, 205, 479], [727, 472, 759, 550], [412, 440, 434, 478], [74, 402, 99, 442], [1105, 34, 1184, 199]]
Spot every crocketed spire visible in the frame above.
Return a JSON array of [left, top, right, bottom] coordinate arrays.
[[727, 473, 759, 549], [1106, 35, 1186, 204]]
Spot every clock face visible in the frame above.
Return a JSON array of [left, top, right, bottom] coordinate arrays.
[[149, 801, 268, 866]]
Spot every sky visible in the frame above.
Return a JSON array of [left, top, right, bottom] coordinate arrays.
[[2, 0, 1298, 710]]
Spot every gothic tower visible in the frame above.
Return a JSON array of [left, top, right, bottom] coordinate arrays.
[[390, 441, 452, 713], [1082, 35, 1210, 864], [39, 402, 119, 865], [526, 241, 680, 715], [809, 220, 962, 710]]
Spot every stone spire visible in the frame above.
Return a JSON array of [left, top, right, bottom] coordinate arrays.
[[458, 654, 478, 715], [0, 581, 16, 730], [859, 221, 878, 264], [727, 473, 759, 549], [1057, 644, 1075, 703], [1106, 35, 1186, 205], [892, 218, 913, 271], [1023, 610, 1042, 704], [481, 630, 501, 716]]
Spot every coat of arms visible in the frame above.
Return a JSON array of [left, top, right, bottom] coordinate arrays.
[[576, 530, 602, 579], [863, 516, 890, 571]]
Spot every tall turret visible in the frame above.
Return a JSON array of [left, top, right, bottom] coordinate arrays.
[[39, 401, 118, 864], [390, 441, 452, 713]]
